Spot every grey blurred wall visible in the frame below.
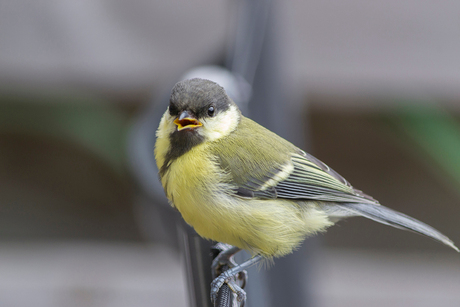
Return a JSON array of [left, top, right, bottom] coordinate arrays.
[[2, 1, 460, 105]]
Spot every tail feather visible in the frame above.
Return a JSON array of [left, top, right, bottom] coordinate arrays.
[[328, 203, 459, 252]]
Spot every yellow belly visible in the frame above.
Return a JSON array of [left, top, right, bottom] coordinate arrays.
[[161, 145, 333, 257]]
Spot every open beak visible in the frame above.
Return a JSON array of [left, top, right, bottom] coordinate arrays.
[[174, 111, 202, 131]]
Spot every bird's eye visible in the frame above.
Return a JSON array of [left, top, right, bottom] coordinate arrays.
[[169, 104, 178, 116], [207, 106, 215, 117]]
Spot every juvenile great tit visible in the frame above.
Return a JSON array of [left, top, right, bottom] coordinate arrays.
[[155, 78, 458, 302]]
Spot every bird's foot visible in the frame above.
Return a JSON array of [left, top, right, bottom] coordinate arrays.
[[210, 244, 247, 304], [210, 269, 247, 304], [211, 243, 241, 278]]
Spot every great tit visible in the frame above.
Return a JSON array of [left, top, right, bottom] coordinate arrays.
[[155, 78, 458, 301]]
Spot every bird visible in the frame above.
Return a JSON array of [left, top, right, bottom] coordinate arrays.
[[154, 78, 458, 303]]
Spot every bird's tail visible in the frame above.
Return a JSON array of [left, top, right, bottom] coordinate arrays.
[[324, 203, 458, 252]]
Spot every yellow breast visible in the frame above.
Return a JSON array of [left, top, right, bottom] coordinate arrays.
[[160, 144, 246, 246], [159, 144, 332, 257]]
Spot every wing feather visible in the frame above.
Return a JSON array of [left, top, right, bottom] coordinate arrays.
[[211, 116, 378, 205], [233, 152, 378, 204]]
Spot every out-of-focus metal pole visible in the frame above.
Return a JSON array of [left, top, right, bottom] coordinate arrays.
[[180, 223, 214, 307]]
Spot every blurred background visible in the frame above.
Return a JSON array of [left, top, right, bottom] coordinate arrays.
[[1, 0, 459, 306]]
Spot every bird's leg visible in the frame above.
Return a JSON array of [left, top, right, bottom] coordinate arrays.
[[210, 254, 264, 303], [211, 243, 248, 303], [211, 243, 242, 278]]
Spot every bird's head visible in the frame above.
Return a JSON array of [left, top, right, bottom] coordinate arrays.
[[156, 78, 242, 163], [167, 78, 241, 142]]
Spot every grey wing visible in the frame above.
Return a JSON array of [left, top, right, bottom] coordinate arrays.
[[236, 150, 379, 205]]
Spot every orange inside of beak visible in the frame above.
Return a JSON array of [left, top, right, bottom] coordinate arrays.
[[174, 117, 202, 131]]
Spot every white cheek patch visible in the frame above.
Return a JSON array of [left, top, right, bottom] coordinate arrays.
[[199, 104, 240, 142], [157, 110, 176, 139], [155, 109, 177, 169]]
